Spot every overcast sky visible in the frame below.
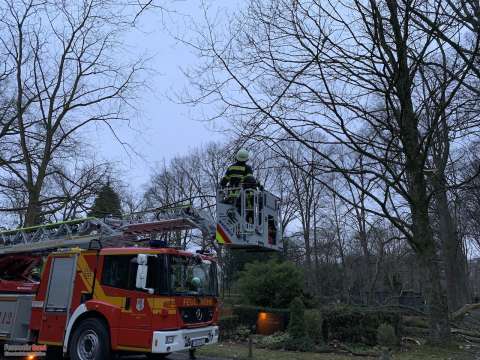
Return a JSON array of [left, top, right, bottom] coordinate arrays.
[[92, 1, 240, 189]]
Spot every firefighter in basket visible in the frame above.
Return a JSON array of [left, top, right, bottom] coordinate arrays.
[[220, 149, 254, 204]]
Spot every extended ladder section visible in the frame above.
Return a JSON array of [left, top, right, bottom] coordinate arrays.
[[0, 206, 215, 255], [216, 188, 282, 251], [0, 190, 282, 254]]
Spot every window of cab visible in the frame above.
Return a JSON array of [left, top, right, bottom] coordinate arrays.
[[101, 254, 168, 294]]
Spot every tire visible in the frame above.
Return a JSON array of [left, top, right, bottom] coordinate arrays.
[[146, 353, 171, 360], [69, 318, 111, 360]]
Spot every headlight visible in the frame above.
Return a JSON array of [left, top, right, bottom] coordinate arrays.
[[166, 335, 176, 344]]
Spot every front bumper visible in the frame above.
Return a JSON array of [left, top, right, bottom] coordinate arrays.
[[151, 325, 219, 353]]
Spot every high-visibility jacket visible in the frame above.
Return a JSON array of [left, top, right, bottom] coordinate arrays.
[[220, 161, 253, 188]]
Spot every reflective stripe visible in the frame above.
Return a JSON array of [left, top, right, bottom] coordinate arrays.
[[223, 162, 253, 187], [227, 172, 246, 178], [228, 190, 240, 198], [229, 165, 246, 171], [216, 231, 225, 244]]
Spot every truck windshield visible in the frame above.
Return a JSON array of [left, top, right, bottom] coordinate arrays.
[[169, 255, 217, 296]]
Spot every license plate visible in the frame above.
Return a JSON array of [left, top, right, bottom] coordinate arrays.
[[191, 338, 206, 347]]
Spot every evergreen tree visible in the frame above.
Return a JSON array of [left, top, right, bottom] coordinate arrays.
[[237, 260, 303, 308], [285, 297, 314, 351], [88, 183, 122, 218]]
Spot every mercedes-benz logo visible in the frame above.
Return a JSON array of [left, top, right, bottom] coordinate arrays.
[[196, 308, 204, 321]]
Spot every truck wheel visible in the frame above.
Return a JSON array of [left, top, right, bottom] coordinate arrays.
[[69, 318, 111, 360]]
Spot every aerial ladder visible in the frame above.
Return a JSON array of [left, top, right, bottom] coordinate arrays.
[[0, 188, 282, 256], [0, 187, 282, 295], [0, 206, 215, 255]]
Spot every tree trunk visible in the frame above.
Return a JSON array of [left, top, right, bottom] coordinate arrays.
[[433, 175, 469, 311], [417, 244, 451, 343], [24, 190, 42, 226], [400, 99, 451, 341], [410, 179, 451, 343], [358, 229, 373, 304], [394, 24, 451, 340], [303, 230, 313, 288], [313, 206, 321, 296]]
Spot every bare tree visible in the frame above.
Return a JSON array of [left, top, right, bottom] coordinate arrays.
[[411, 0, 480, 93], [0, 0, 143, 226], [274, 141, 326, 290], [425, 89, 474, 310], [458, 142, 480, 253], [182, 0, 480, 342], [144, 142, 229, 249]]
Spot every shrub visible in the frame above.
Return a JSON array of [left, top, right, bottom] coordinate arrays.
[[322, 305, 401, 346], [377, 323, 398, 348], [305, 309, 323, 345], [288, 298, 307, 339], [284, 335, 315, 352], [219, 315, 239, 340], [257, 332, 289, 350], [237, 260, 303, 308], [285, 297, 314, 351], [233, 325, 252, 342]]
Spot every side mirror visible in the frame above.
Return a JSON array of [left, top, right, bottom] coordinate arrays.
[[135, 254, 154, 294]]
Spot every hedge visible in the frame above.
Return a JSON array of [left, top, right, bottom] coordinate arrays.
[[322, 305, 401, 345], [229, 304, 402, 346]]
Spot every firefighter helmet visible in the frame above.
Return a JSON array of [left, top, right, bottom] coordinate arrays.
[[31, 267, 41, 281], [191, 277, 201, 288], [236, 149, 249, 162]]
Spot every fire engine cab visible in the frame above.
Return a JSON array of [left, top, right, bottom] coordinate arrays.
[[0, 215, 220, 360]]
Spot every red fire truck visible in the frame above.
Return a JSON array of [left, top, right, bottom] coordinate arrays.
[[0, 188, 282, 359], [0, 213, 220, 360]]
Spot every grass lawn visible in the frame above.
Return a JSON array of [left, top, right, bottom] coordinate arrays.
[[198, 342, 476, 360]]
